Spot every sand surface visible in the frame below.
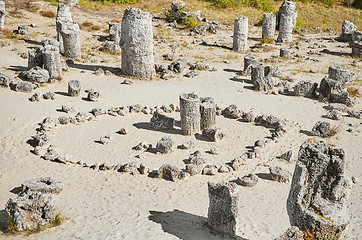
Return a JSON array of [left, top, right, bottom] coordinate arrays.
[[0, 2, 361, 240]]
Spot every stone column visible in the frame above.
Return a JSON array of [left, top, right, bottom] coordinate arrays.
[[180, 93, 200, 135], [287, 140, 351, 239], [68, 80, 80, 97], [277, 1, 297, 43], [251, 62, 264, 83], [340, 20, 356, 42], [262, 12, 276, 39], [280, 48, 290, 58], [233, 16, 248, 53], [120, 8, 155, 79], [243, 54, 258, 75], [0, 0, 5, 30], [59, 22, 81, 58], [28, 47, 43, 69], [109, 22, 121, 42], [350, 31, 362, 58], [56, 4, 72, 54], [207, 182, 239, 237], [42, 45, 61, 79], [200, 97, 216, 130]]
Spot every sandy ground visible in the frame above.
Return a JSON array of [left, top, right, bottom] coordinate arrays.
[[0, 1, 361, 240]]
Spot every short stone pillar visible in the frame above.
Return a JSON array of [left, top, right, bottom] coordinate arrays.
[[59, 22, 81, 58], [207, 182, 239, 237], [243, 54, 258, 75], [56, 4, 72, 54], [42, 45, 61, 79], [350, 31, 362, 58], [68, 80, 80, 97], [251, 62, 264, 83], [28, 47, 43, 69], [120, 8, 155, 79], [340, 20, 356, 42], [0, 0, 5, 30], [262, 12, 276, 39], [287, 140, 351, 239], [277, 1, 297, 43], [233, 16, 248, 52], [179, 93, 200, 135], [200, 97, 216, 130], [109, 22, 121, 42], [280, 48, 290, 58]]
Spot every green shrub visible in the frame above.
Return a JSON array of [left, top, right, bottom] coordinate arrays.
[[90, 0, 139, 3], [206, 0, 273, 11]]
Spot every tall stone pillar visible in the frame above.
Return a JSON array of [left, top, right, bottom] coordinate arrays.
[[262, 12, 276, 39], [233, 16, 248, 53], [120, 8, 155, 79], [0, 0, 5, 30], [277, 1, 297, 43], [180, 93, 200, 136], [56, 4, 72, 54], [59, 22, 81, 58]]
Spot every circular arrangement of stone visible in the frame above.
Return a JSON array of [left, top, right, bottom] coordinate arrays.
[[29, 94, 291, 182]]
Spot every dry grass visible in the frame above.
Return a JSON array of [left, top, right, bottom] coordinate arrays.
[[91, 25, 102, 31], [347, 86, 361, 97], [40, 10, 56, 18], [328, 124, 342, 136], [82, 21, 94, 28]]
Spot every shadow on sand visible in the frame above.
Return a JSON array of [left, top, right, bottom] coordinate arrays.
[[149, 209, 248, 240]]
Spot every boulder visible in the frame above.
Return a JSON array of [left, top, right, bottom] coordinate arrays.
[[237, 174, 258, 187], [311, 121, 331, 137], [156, 136, 174, 154], [150, 112, 174, 130], [157, 164, 180, 181], [21, 177, 63, 194], [19, 67, 49, 83], [269, 166, 292, 183]]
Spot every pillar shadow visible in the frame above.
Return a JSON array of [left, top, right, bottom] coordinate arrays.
[[199, 41, 232, 51], [66, 61, 121, 74], [149, 209, 248, 240], [133, 122, 182, 135], [20, 38, 42, 46]]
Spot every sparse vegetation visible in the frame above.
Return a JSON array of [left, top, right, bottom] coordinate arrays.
[[328, 124, 342, 137], [347, 86, 361, 97], [40, 9, 56, 18], [6, 219, 19, 235]]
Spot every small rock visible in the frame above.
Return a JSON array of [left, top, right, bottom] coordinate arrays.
[[269, 166, 292, 183], [87, 91, 100, 101], [29, 93, 41, 102], [42, 91, 55, 100], [178, 141, 196, 149], [202, 165, 218, 175], [118, 128, 127, 135], [207, 147, 219, 155], [279, 150, 294, 162], [237, 174, 259, 187], [351, 176, 359, 184], [156, 136, 174, 154], [326, 110, 342, 120]]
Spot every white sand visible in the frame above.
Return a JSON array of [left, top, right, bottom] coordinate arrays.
[[0, 2, 361, 239]]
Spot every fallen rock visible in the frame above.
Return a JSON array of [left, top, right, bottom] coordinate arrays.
[[279, 150, 294, 162], [311, 121, 331, 137], [326, 110, 342, 120], [156, 136, 174, 154], [168, 58, 188, 73], [237, 174, 259, 187], [157, 164, 180, 181], [19, 67, 49, 83], [202, 126, 225, 141], [202, 165, 218, 175], [150, 112, 174, 130], [178, 141, 195, 149]]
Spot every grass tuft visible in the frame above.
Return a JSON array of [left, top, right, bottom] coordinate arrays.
[[347, 86, 360, 97], [328, 124, 342, 136], [40, 10, 56, 18]]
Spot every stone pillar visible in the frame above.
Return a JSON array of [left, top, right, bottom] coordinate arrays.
[[287, 140, 351, 239], [42, 45, 61, 79], [0, 0, 5, 30], [280, 48, 290, 58], [233, 16, 248, 52], [56, 4, 72, 54], [120, 8, 155, 79], [109, 22, 121, 42], [350, 31, 362, 58], [340, 20, 356, 42], [207, 182, 239, 237], [262, 12, 276, 39], [28, 47, 43, 69], [200, 97, 216, 130], [68, 80, 80, 97], [180, 93, 200, 135], [243, 54, 258, 75], [251, 62, 264, 83], [277, 1, 297, 43], [59, 22, 81, 58]]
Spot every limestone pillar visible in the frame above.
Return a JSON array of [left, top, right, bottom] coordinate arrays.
[[59, 22, 81, 58], [200, 97, 216, 130], [109, 22, 121, 42], [180, 93, 200, 135], [56, 4, 72, 54], [120, 8, 155, 79], [233, 16, 248, 52], [0, 0, 5, 30], [277, 1, 297, 43], [262, 12, 276, 39], [42, 45, 61, 79]]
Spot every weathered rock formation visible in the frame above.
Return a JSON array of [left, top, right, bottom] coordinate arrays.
[[287, 141, 351, 239], [200, 97, 216, 130], [180, 93, 200, 135], [233, 16, 248, 52], [0, 0, 5, 30], [340, 20, 356, 42], [150, 112, 174, 130], [120, 8, 155, 79], [56, 4, 73, 54], [277, 1, 297, 43], [262, 12, 276, 39], [350, 31, 362, 58], [58, 21, 81, 58], [108, 22, 121, 42], [68, 80, 80, 97], [207, 182, 239, 237]]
